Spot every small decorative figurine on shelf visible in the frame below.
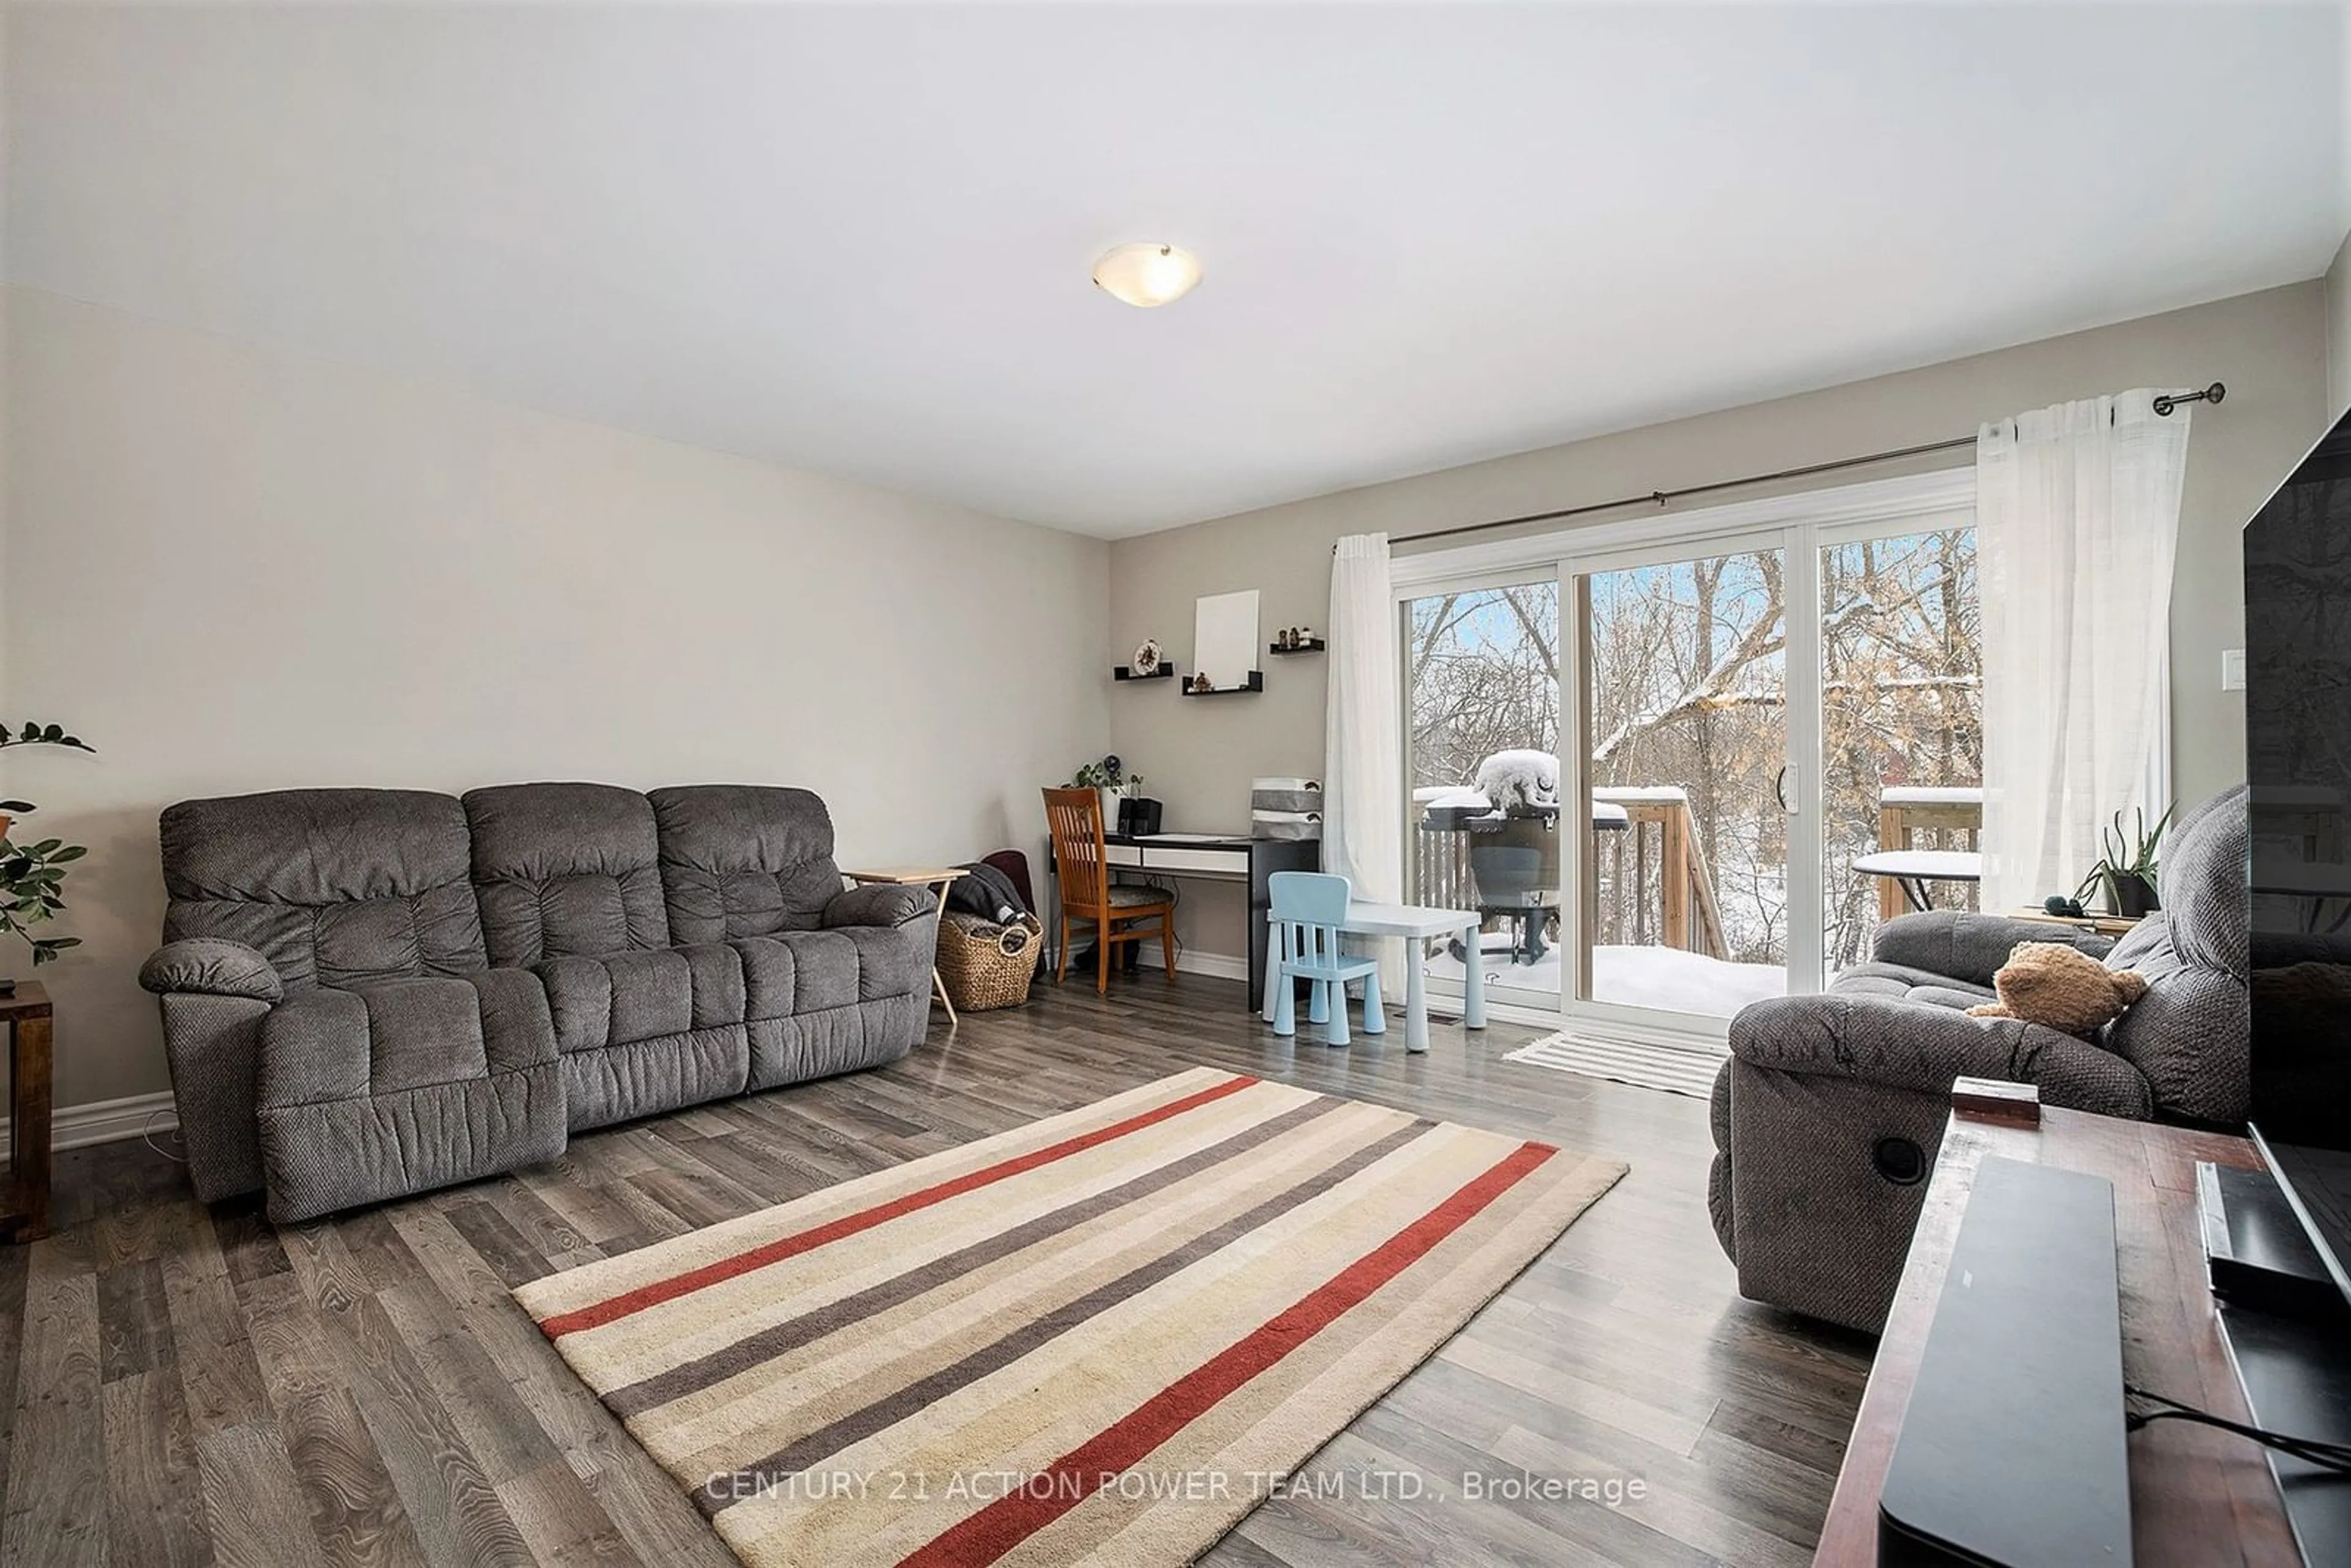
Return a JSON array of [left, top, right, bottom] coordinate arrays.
[[1191, 672, 1215, 693]]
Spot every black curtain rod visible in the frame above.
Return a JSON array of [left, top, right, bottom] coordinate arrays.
[[1379, 382, 2224, 550]]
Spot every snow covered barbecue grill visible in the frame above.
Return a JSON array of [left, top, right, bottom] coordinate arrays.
[[1410, 764, 1729, 966], [1411, 767, 1636, 959], [1408, 765, 1779, 1018]]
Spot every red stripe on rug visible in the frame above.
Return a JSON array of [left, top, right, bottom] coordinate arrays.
[[537, 1074, 1260, 1339], [896, 1138, 1561, 1568]]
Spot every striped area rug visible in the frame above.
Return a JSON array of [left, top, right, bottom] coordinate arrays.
[[516, 1068, 1625, 1567]]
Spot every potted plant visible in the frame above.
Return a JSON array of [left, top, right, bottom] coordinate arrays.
[[2076, 803, 2172, 918], [1070, 754, 1127, 825], [0, 719, 96, 972]]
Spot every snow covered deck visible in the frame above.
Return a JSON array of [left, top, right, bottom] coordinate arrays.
[[1423, 941, 1785, 1020]]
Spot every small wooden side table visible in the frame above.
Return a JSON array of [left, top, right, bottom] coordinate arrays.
[[0, 982, 53, 1242], [843, 868, 969, 1026]]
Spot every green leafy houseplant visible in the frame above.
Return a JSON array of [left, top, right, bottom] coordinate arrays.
[[0, 720, 96, 967], [2076, 803, 2172, 918], [1068, 754, 1139, 826], [1068, 754, 1127, 790]]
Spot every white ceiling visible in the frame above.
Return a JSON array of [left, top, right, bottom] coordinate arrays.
[[7, 4, 2344, 538]]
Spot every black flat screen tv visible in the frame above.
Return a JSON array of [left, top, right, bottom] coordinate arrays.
[[2244, 407, 2351, 1310]]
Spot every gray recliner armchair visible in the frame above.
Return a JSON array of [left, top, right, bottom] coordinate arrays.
[[140, 782, 937, 1223], [1706, 786, 2249, 1333]]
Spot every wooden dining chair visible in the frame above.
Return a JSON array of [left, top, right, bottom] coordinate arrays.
[[1043, 787, 1177, 994]]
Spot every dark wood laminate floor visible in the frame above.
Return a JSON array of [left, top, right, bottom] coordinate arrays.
[[0, 973, 1872, 1567]]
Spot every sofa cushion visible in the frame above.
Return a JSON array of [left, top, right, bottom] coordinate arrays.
[[160, 788, 487, 991], [536, 944, 748, 1053], [465, 783, 670, 966], [258, 970, 557, 1106], [650, 785, 844, 943], [738, 931, 852, 1016], [1828, 962, 1995, 1011], [844, 923, 934, 1000], [737, 925, 932, 1019], [2099, 785, 2251, 1124], [253, 969, 564, 1222]]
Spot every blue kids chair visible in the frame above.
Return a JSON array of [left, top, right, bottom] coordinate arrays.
[[1266, 871, 1385, 1046]]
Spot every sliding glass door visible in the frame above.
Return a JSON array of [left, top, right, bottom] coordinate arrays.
[[1394, 478, 1980, 1047], [1401, 572, 1562, 1013], [1567, 536, 1793, 1030], [1818, 522, 1982, 976]]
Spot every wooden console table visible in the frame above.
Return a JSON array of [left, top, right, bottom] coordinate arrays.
[[0, 982, 51, 1242], [1817, 1099, 2299, 1565]]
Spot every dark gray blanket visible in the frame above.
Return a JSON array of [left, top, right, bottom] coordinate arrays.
[[950, 861, 1029, 922]]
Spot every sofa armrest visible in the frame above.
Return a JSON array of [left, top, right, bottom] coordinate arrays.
[[823, 883, 936, 929], [1868, 910, 2113, 988], [157, 992, 272, 1202], [140, 937, 285, 1003], [1730, 994, 2152, 1118], [258, 972, 558, 1111]]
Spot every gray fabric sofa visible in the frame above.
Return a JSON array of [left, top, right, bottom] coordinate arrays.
[[140, 782, 937, 1222], [1707, 786, 2249, 1333]]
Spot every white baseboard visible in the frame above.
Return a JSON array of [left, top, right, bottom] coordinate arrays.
[[1, 1089, 179, 1152], [1136, 948, 1250, 983]]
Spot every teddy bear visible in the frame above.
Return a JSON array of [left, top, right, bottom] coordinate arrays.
[[1967, 940, 2148, 1037]]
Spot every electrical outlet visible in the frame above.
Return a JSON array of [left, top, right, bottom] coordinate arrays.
[[2221, 648, 2247, 691]]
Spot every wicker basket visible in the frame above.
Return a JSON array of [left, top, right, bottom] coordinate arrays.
[[936, 910, 1043, 1011]]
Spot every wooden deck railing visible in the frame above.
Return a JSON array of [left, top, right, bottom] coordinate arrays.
[[1592, 789, 1728, 960], [1409, 824, 1480, 922], [1407, 787, 1729, 961], [1876, 786, 1983, 921]]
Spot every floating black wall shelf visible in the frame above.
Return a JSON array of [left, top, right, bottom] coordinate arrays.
[[1269, 639, 1327, 656], [1180, 671, 1265, 697], [1114, 664, 1177, 682]]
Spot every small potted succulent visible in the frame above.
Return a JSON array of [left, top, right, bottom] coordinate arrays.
[[2077, 803, 2172, 918], [0, 719, 96, 973]]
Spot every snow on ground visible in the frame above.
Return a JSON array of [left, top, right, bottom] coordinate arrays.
[[1422, 941, 1787, 1019]]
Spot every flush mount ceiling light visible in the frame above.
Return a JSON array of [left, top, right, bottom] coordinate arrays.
[[1092, 242, 1202, 308]]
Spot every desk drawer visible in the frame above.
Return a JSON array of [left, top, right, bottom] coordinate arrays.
[[1104, 845, 1144, 869], [1145, 847, 1249, 877]]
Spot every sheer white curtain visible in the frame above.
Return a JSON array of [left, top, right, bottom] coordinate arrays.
[[1978, 390, 2190, 913], [1324, 534, 1403, 982]]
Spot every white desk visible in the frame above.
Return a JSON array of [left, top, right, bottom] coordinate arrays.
[[1260, 899, 1485, 1052], [1046, 831, 1319, 1007]]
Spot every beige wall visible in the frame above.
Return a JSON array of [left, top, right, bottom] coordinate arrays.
[[0, 287, 1110, 1112], [1110, 282, 2328, 964]]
